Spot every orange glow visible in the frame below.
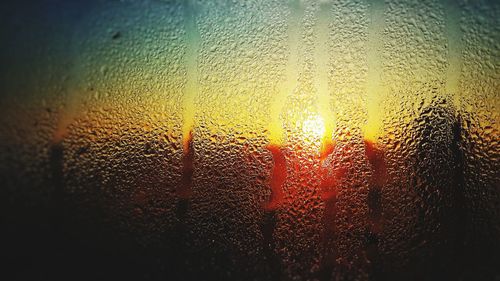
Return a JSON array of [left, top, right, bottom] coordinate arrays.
[[319, 138, 335, 162], [363, 139, 387, 187], [319, 139, 345, 201], [178, 129, 194, 199]]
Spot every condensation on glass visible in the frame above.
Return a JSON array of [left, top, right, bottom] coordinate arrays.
[[0, 0, 498, 280]]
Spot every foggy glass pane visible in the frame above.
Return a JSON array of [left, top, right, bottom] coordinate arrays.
[[0, 0, 498, 280]]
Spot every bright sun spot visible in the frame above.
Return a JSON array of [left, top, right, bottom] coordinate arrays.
[[300, 114, 325, 140]]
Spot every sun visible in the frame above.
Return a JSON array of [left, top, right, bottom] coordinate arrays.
[[300, 114, 326, 140]]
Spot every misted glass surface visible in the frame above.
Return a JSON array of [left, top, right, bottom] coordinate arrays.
[[0, 0, 498, 280]]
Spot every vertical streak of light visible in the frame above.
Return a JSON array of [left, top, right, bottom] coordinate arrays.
[[315, 1, 335, 143], [268, 0, 303, 145], [182, 0, 199, 145], [444, 0, 462, 107], [364, 0, 386, 142]]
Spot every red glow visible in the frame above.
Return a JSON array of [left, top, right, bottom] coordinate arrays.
[[264, 144, 287, 210], [264, 139, 387, 210]]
